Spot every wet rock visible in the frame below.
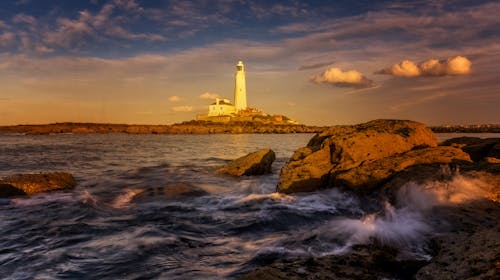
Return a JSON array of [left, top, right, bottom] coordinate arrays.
[[217, 148, 276, 176], [239, 243, 429, 280], [0, 183, 27, 197], [332, 146, 471, 191], [416, 199, 500, 280], [131, 183, 208, 203], [441, 137, 500, 162], [0, 172, 76, 197], [278, 119, 437, 193], [239, 198, 500, 280], [164, 183, 208, 198], [488, 142, 500, 159]]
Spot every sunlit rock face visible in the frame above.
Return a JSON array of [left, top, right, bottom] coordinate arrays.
[[0, 172, 76, 197], [217, 148, 276, 176], [277, 119, 439, 193], [332, 146, 471, 191]]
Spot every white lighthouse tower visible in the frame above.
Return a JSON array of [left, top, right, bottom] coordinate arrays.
[[234, 60, 247, 112]]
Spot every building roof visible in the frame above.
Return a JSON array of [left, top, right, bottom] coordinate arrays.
[[211, 100, 233, 105]]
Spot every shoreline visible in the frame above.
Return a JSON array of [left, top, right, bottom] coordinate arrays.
[[0, 121, 326, 135], [1, 122, 499, 135]]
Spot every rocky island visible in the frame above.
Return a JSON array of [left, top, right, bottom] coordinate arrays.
[[0, 121, 325, 135]]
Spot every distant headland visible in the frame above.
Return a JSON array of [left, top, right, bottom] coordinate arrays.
[[429, 124, 500, 133], [0, 122, 498, 135], [0, 121, 325, 135]]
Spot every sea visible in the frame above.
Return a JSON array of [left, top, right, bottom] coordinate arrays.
[[0, 132, 498, 279]]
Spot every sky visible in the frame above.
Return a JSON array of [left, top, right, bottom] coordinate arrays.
[[0, 0, 499, 126]]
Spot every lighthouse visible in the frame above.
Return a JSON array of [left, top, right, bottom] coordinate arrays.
[[234, 60, 247, 112]]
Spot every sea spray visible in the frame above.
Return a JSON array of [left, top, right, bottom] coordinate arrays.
[[397, 173, 491, 209], [112, 188, 144, 208], [316, 172, 494, 255], [320, 201, 431, 255]]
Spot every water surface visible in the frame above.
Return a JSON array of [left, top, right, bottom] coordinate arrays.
[[0, 133, 497, 279]]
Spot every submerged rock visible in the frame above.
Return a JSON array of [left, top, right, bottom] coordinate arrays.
[[0, 172, 76, 197], [277, 119, 437, 193], [217, 148, 276, 176], [129, 183, 208, 204]]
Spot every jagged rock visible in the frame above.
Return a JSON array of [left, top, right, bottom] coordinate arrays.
[[441, 137, 500, 162], [332, 146, 471, 191], [0, 172, 76, 197], [277, 119, 437, 193], [415, 199, 500, 280], [217, 148, 276, 176]]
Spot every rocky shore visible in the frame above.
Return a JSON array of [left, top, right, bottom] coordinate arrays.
[[240, 119, 499, 279], [1, 119, 498, 279], [0, 121, 325, 135]]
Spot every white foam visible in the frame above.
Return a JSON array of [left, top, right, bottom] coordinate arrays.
[[80, 190, 98, 205], [11, 192, 74, 206], [234, 192, 296, 205], [318, 173, 493, 254], [111, 188, 144, 208]]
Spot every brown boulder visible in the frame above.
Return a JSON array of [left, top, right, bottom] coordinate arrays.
[[277, 119, 437, 193], [332, 146, 471, 191], [441, 137, 500, 162], [217, 148, 276, 176], [0, 172, 76, 197]]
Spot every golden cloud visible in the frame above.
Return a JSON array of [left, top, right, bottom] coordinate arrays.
[[377, 56, 472, 77], [311, 67, 374, 88], [172, 106, 193, 112], [168, 95, 181, 102], [199, 92, 220, 99]]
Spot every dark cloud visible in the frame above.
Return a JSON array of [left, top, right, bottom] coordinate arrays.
[[298, 60, 335, 70]]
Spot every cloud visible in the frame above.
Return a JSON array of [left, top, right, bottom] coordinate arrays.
[[103, 25, 167, 41], [311, 67, 374, 88], [12, 0, 166, 51], [0, 32, 16, 48], [13, 13, 37, 26], [377, 56, 472, 77], [199, 92, 220, 99], [298, 60, 335, 70], [172, 106, 193, 112], [0, 20, 9, 30], [249, 2, 307, 19], [15, 0, 31, 5], [44, 17, 94, 49], [168, 95, 181, 102], [380, 60, 421, 77], [114, 0, 143, 12]]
